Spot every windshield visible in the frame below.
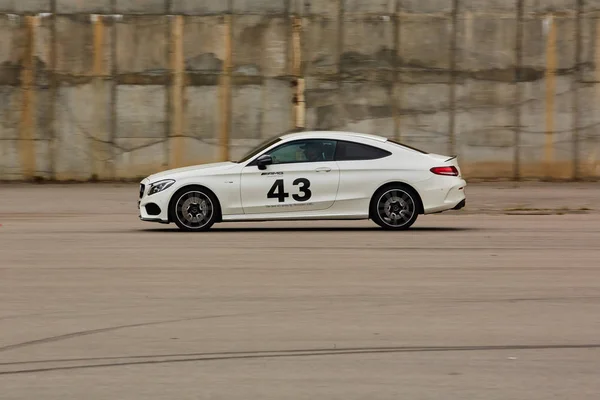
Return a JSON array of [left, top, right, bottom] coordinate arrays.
[[386, 138, 429, 154], [235, 136, 282, 163]]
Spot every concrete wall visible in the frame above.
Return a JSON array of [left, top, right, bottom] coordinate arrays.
[[1, 0, 599, 180]]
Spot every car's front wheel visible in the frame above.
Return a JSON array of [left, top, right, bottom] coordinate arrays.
[[169, 186, 218, 231], [370, 185, 419, 230]]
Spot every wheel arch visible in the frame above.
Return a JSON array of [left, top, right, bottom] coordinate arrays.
[[168, 184, 223, 223], [369, 181, 425, 218]]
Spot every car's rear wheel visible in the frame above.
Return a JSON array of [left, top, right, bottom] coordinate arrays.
[[170, 186, 218, 231], [370, 185, 419, 230]]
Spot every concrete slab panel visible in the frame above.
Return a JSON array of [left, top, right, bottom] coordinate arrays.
[[33, 138, 51, 178], [0, 139, 23, 179], [399, 15, 452, 70], [460, 0, 519, 13], [305, 104, 344, 130], [233, 16, 289, 78], [55, 16, 94, 75], [400, 83, 450, 114], [399, 0, 454, 14], [35, 14, 52, 75], [303, 16, 339, 76], [455, 82, 516, 178], [585, 0, 600, 11], [341, 14, 394, 75], [0, 15, 52, 86], [399, 112, 450, 156], [0, 86, 20, 140], [0, 0, 51, 13], [340, 81, 392, 118], [54, 88, 93, 180], [457, 14, 516, 72], [35, 81, 53, 141], [55, 16, 113, 76], [0, 139, 51, 180], [344, 0, 394, 14], [304, 77, 344, 130], [456, 80, 515, 111], [521, 15, 576, 70], [518, 77, 575, 178], [56, 0, 112, 13], [231, 85, 262, 139], [307, 81, 392, 133], [169, 137, 220, 166], [575, 85, 600, 178], [114, 137, 167, 178], [580, 14, 600, 83], [229, 138, 266, 161], [116, 16, 168, 75], [233, 0, 287, 14], [524, 0, 576, 13], [116, 0, 167, 14], [183, 16, 226, 74], [305, 0, 339, 17], [116, 85, 166, 139], [339, 117, 394, 137], [261, 78, 293, 138], [184, 86, 219, 139], [0, 15, 25, 86], [172, 0, 229, 15], [396, 81, 450, 155], [54, 82, 112, 180]]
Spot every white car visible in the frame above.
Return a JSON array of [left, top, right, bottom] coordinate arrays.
[[138, 131, 467, 231]]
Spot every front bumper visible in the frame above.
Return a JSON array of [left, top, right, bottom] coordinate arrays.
[[138, 181, 172, 223]]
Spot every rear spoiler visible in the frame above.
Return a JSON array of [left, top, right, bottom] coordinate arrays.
[[446, 155, 457, 162]]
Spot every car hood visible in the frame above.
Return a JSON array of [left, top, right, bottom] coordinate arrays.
[[143, 162, 238, 183]]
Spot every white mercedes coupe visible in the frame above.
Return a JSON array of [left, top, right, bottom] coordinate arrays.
[[138, 131, 467, 231]]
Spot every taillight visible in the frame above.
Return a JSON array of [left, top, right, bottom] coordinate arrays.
[[430, 166, 459, 176]]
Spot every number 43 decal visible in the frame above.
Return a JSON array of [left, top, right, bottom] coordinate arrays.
[[267, 179, 312, 203]]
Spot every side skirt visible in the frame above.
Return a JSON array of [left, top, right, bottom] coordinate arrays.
[[222, 212, 369, 223]]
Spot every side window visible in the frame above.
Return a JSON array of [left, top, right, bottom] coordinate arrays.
[[335, 141, 391, 161], [268, 140, 337, 165]]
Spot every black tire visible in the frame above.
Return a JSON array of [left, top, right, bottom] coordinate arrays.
[[169, 186, 219, 232], [370, 184, 420, 230]]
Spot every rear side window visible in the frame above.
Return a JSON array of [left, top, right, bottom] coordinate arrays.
[[335, 141, 391, 161]]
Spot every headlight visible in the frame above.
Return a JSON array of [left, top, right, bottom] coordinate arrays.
[[148, 179, 175, 195]]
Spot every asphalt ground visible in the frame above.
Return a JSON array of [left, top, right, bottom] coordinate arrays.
[[1, 182, 599, 399]]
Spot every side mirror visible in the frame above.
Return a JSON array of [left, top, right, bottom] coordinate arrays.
[[256, 154, 273, 170]]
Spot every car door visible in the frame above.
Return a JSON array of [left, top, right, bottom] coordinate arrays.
[[241, 139, 340, 214]]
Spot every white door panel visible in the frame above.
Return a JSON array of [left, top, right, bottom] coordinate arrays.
[[241, 162, 340, 214]]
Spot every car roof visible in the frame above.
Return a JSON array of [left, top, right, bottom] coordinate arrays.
[[279, 130, 388, 143]]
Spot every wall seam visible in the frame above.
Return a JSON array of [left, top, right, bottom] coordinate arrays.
[[514, 0, 524, 180]]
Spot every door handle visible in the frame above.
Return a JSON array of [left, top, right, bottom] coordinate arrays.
[[315, 167, 331, 173]]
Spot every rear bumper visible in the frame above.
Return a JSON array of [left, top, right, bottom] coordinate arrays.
[[452, 199, 466, 210], [421, 177, 467, 214]]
